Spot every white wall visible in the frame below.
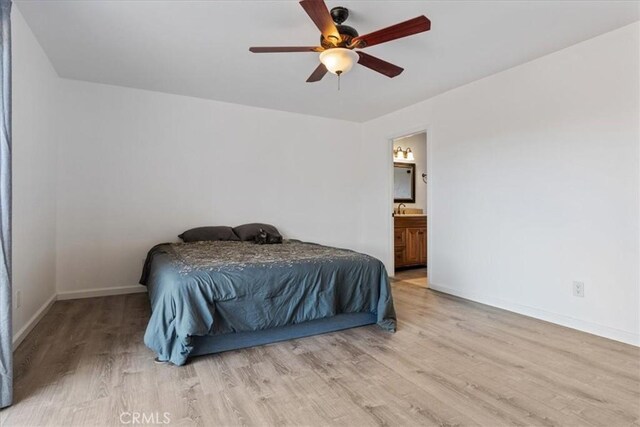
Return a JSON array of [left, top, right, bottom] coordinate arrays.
[[360, 22, 640, 345], [55, 80, 362, 294], [393, 132, 427, 212], [11, 9, 59, 341]]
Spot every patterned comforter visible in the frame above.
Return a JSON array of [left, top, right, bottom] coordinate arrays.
[[140, 240, 396, 365]]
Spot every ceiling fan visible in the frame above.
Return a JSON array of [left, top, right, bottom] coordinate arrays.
[[249, 0, 431, 83]]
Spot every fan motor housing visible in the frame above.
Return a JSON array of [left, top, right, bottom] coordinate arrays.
[[321, 7, 359, 49]]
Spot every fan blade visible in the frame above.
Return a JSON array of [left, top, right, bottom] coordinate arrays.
[[357, 52, 404, 78], [352, 16, 431, 48], [249, 46, 322, 53], [306, 63, 328, 82], [299, 0, 341, 44]]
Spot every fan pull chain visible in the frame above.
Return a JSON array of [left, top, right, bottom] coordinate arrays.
[[336, 70, 342, 91]]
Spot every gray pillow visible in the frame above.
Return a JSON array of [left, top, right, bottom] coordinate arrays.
[[233, 223, 281, 241], [178, 226, 240, 242]]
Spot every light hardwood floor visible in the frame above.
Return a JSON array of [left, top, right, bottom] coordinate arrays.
[[2, 280, 639, 426], [394, 268, 429, 288]]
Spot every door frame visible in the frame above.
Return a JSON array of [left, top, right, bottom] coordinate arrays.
[[387, 126, 433, 278]]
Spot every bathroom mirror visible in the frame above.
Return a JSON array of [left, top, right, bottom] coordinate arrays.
[[394, 162, 415, 203]]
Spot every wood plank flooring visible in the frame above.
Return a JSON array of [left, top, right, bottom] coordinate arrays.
[[394, 268, 429, 288], [2, 280, 638, 426]]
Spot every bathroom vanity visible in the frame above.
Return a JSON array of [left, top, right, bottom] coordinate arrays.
[[394, 215, 427, 269]]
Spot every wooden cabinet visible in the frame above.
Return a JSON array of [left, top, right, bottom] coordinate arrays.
[[394, 216, 427, 269]]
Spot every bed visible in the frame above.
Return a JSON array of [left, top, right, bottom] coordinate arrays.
[[140, 239, 396, 365]]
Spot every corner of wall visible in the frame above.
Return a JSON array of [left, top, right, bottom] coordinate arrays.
[[11, 6, 62, 345]]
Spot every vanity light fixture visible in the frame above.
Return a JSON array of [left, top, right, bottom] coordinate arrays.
[[405, 148, 414, 161], [394, 146, 415, 162]]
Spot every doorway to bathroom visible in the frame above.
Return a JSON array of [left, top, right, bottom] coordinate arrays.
[[392, 131, 428, 288]]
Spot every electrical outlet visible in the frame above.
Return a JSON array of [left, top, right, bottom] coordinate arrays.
[[572, 281, 585, 298], [15, 290, 21, 309]]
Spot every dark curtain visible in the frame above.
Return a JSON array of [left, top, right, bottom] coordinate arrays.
[[0, 0, 11, 409]]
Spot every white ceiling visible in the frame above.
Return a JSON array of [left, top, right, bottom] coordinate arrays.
[[17, 0, 639, 122]]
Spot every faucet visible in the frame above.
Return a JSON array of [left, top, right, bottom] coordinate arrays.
[[397, 203, 406, 215]]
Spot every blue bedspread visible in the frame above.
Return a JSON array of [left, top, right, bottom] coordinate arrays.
[[140, 240, 396, 365]]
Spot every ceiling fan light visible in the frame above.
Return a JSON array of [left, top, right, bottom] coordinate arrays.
[[319, 48, 359, 75]]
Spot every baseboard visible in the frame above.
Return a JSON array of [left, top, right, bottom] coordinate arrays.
[[12, 293, 57, 350], [429, 283, 639, 347], [56, 285, 147, 300]]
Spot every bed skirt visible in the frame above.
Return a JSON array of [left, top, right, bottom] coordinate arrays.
[[190, 312, 377, 357]]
